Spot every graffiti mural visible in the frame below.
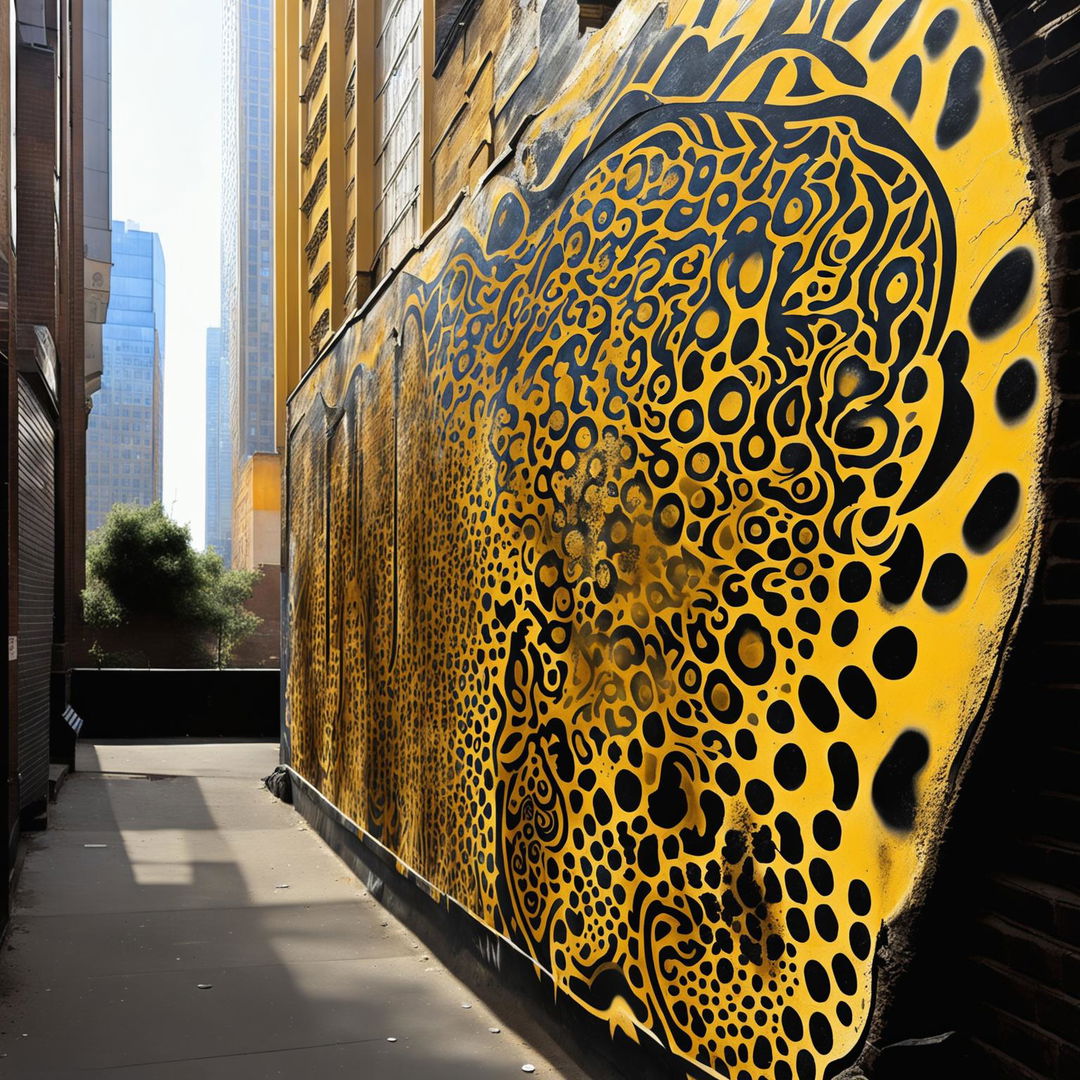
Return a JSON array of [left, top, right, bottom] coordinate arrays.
[[285, 1, 1046, 1076]]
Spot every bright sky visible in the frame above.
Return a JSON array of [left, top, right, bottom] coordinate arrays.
[[111, 0, 222, 549]]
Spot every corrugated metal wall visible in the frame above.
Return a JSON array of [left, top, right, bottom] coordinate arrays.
[[16, 376, 55, 812]]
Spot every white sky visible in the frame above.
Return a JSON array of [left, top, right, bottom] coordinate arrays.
[[111, 0, 222, 549]]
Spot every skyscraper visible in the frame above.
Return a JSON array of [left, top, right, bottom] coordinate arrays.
[[221, 0, 275, 569], [85, 221, 165, 534], [204, 327, 231, 561]]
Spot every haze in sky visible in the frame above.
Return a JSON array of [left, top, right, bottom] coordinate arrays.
[[111, 0, 222, 549]]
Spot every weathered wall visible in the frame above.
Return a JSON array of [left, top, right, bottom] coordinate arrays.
[[873, 3, 1080, 1078], [284, 1, 1050, 1076]]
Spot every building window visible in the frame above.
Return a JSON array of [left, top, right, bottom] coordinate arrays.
[[434, 0, 479, 76]]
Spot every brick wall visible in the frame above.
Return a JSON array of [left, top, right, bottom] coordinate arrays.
[[14, 45, 58, 332], [880, 4, 1080, 1077]]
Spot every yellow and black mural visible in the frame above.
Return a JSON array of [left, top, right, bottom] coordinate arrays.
[[285, 1, 1047, 1076]]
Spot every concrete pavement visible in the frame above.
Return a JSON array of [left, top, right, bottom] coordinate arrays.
[[0, 741, 582, 1078]]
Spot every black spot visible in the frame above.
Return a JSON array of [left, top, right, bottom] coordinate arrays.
[[962, 473, 1021, 553], [799, 675, 839, 732], [891, 55, 922, 118], [803, 960, 831, 1003], [649, 756, 689, 827], [838, 666, 877, 719], [874, 462, 902, 498], [839, 561, 871, 603], [813, 810, 842, 851], [809, 1011, 834, 1054], [922, 552, 967, 608], [774, 744, 807, 791], [872, 626, 918, 680], [815, 903, 839, 941], [924, 8, 958, 57], [850, 921, 873, 960], [881, 525, 923, 606], [996, 358, 1037, 423], [753, 1035, 773, 1070], [827, 742, 860, 811], [731, 318, 759, 364], [782, 1005, 804, 1041], [725, 614, 776, 686], [746, 779, 775, 815], [775, 812, 804, 863], [937, 45, 983, 149], [969, 248, 1034, 339], [901, 366, 927, 403], [485, 193, 526, 254], [637, 834, 660, 876], [614, 769, 642, 812], [862, 505, 890, 535], [642, 711, 666, 747], [872, 729, 930, 831], [849, 880, 872, 916], [767, 700, 795, 734], [832, 952, 859, 996], [715, 762, 741, 796], [809, 857, 834, 896], [735, 728, 757, 760], [785, 868, 808, 904], [831, 610, 858, 648], [870, 0, 921, 60]]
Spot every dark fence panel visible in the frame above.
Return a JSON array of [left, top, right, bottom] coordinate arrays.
[[70, 668, 280, 739]]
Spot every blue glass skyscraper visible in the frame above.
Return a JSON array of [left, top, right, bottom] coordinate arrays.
[[86, 220, 165, 534], [204, 327, 231, 561]]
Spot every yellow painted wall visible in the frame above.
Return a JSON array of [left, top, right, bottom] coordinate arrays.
[[282, 1, 1048, 1076], [233, 451, 282, 570]]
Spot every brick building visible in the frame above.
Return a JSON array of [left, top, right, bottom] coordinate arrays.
[[0, 0, 111, 932]]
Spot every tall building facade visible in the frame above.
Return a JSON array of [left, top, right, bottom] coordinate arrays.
[[85, 221, 164, 533], [204, 327, 231, 561], [2, 0, 112, 929], [221, 0, 275, 570]]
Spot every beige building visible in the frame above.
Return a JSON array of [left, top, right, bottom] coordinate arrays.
[[273, 1, 622, 445]]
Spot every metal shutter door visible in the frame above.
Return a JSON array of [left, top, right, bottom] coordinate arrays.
[[16, 376, 55, 811]]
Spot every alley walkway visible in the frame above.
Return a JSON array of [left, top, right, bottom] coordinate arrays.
[[0, 741, 577, 1078]]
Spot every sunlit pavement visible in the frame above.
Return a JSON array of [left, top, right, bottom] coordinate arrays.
[[0, 741, 579, 1078]]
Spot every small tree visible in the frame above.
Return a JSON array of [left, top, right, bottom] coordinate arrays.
[[194, 548, 263, 668], [83, 502, 262, 667]]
